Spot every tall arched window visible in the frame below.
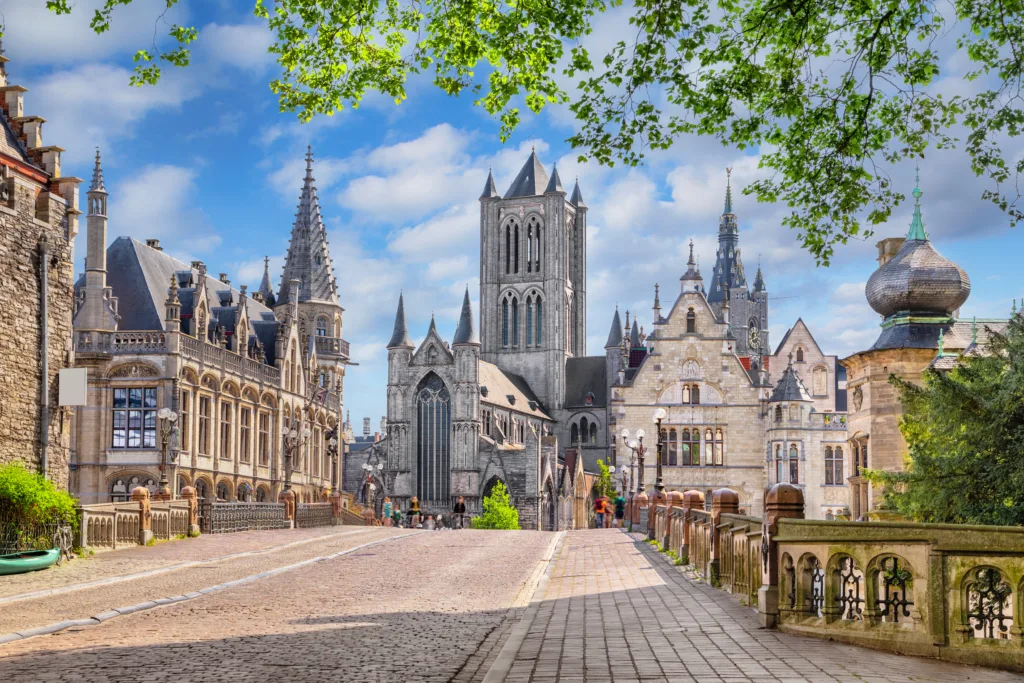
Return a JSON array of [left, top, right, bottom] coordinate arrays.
[[788, 444, 799, 484], [416, 373, 451, 502], [588, 421, 597, 444], [502, 299, 509, 346], [526, 296, 534, 345], [511, 297, 520, 346], [774, 405, 783, 423], [691, 385, 700, 405], [535, 297, 543, 346], [775, 445, 784, 483], [705, 429, 714, 466], [566, 298, 574, 353], [505, 225, 511, 274], [580, 416, 589, 442], [796, 347, 804, 362], [689, 429, 701, 465], [682, 385, 690, 404], [526, 223, 533, 272], [531, 217, 541, 272], [686, 308, 696, 333], [570, 422, 579, 444], [315, 316, 329, 336], [514, 223, 520, 273]]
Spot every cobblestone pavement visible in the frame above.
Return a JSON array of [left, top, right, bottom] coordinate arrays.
[[0, 524, 364, 600], [506, 530, 1020, 683], [0, 530, 554, 682]]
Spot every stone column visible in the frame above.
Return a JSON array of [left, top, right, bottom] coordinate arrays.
[[680, 490, 704, 562], [632, 490, 649, 532], [709, 488, 739, 583], [758, 483, 804, 628], [132, 486, 153, 545]]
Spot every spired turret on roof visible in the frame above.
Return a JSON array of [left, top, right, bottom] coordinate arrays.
[[769, 355, 813, 402], [387, 292, 413, 348], [480, 169, 499, 199], [570, 178, 586, 208], [278, 146, 340, 306], [545, 163, 565, 193], [89, 148, 106, 193], [605, 307, 623, 349], [453, 286, 478, 344], [708, 168, 748, 303], [504, 149, 550, 198], [258, 256, 275, 305]]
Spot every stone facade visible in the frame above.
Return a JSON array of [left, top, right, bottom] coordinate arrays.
[[0, 52, 82, 488], [70, 151, 349, 505]]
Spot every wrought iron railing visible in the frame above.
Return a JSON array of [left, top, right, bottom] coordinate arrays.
[[200, 501, 290, 534], [296, 502, 333, 528]]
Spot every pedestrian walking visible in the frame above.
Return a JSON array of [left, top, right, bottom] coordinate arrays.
[[453, 496, 467, 529], [614, 494, 626, 528], [382, 497, 393, 527], [392, 506, 403, 527], [594, 496, 606, 529]]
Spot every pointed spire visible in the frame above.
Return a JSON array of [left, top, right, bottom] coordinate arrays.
[[570, 177, 586, 207], [279, 146, 340, 306], [937, 328, 945, 357], [753, 260, 766, 292], [258, 255, 275, 300], [427, 313, 438, 336], [907, 165, 928, 241], [681, 239, 702, 284], [630, 319, 640, 348], [971, 316, 978, 345], [724, 167, 733, 214], [89, 148, 106, 193], [653, 283, 661, 317], [605, 307, 623, 349], [545, 163, 565, 193], [453, 286, 478, 344], [504, 150, 550, 198], [387, 293, 413, 348], [479, 168, 499, 199], [166, 273, 179, 305]]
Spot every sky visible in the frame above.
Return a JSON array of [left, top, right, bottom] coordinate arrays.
[[6, 1, 1023, 428]]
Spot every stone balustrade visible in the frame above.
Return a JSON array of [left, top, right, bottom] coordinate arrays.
[[78, 499, 191, 549], [314, 335, 350, 359], [75, 330, 168, 354], [657, 483, 1024, 673]]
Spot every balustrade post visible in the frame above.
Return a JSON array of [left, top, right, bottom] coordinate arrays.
[[709, 489, 739, 585], [180, 486, 200, 536], [664, 491, 683, 549], [279, 488, 296, 529], [330, 491, 342, 526], [131, 486, 153, 545], [680, 490, 704, 563], [758, 483, 804, 628]]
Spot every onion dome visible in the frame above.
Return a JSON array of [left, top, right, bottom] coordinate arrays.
[[865, 171, 970, 319]]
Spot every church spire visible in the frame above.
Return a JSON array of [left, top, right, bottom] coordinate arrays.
[[652, 283, 661, 322], [387, 292, 413, 348], [724, 166, 733, 214], [544, 163, 565, 193], [906, 165, 928, 241], [479, 168, 499, 200], [570, 177, 586, 208], [605, 307, 623, 349], [258, 256, 275, 302], [89, 147, 106, 194], [453, 286, 478, 344], [279, 146, 340, 306]]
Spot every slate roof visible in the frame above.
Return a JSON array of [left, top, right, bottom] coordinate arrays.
[[869, 318, 1005, 352], [387, 293, 413, 348], [545, 164, 565, 193], [453, 287, 478, 344], [565, 357, 608, 407], [605, 308, 623, 348], [769, 362, 813, 402], [0, 111, 30, 165], [504, 151, 550, 199], [570, 179, 586, 208], [479, 361, 552, 420], [480, 170, 499, 199]]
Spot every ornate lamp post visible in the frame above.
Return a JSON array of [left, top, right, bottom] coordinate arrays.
[[156, 407, 178, 498], [325, 426, 340, 490], [283, 425, 311, 492], [619, 428, 646, 493], [653, 407, 667, 494]]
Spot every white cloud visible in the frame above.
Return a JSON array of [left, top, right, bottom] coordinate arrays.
[[387, 203, 478, 263], [426, 256, 471, 281], [267, 154, 352, 200], [199, 22, 274, 72]]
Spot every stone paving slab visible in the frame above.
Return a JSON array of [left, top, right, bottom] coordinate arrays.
[[0, 530, 555, 683], [507, 530, 1020, 683], [0, 524, 365, 600]]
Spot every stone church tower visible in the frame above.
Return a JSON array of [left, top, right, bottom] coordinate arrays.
[[478, 151, 587, 411]]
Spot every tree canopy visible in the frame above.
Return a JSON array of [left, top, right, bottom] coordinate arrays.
[[471, 480, 520, 529], [866, 311, 1024, 526], [39, 0, 1024, 263]]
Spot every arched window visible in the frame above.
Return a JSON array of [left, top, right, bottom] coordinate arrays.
[[691, 385, 700, 405], [775, 445, 784, 483], [255, 487, 267, 502], [511, 297, 520, 346], [526, 296, 534, 345], [570, 422, 579, 444], [589, 421, 597, 444], [535, 297, 543, 346], [679, 429, 690, 466], [682, 385, 690, 404], [662, 428, 677, 466], [796, 347, 804, 362], [216, 481, 230, 501], [416, 373, 451, 502], [788, 444, 799, 484], [530, 217, 541, 272], [580, 416, 589, 443], [502, 298, 509, 346], [774, 405, 783, 423], [526, 223, 533, 272], [505, 225, 511, 274], [315, 316, 329, 336], [514, 223, 520, 273], [826, 446, 843, 485], [686, 308, 696, 333], [689, 429, 701, 466], [714, 428, 724, 466]]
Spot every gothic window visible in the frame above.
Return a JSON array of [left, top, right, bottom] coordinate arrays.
[[812, 366, 828, 396], [566, 297, 574, 353], [514, 223, 520, 274], [774, 405, 783, 423], [217, 482, 229, 501], [825, 446, 844, 485], [220, 402, 232, 460], [536, 298, 543, 345], [682, 385, 690, 404], [714, 429, 724, 466], [571, 422, 579, 444], [789, 404, 800, 421], [505, 225, 512, 274], [316, 316, 329, 336], [416, 373, 451, 502], [705, 429, 714, 466], [502, 298, 509, 346], [796, 347, 804, 362], [526, 296, 534, 345], [589, 421, 597, 444], [240, 407, 251, 462], [258, 411, 271, 466], [527, 223, 533, 273], [530, 216, 542, 272], [512, 297, 520, 346], [691, 385, 700, 405], [111, 387, 157, 449], [775, 445, 784, 483], [664, 429, 678, 466], [180, 390, 191, 452], [789, 444, 799, 484], [686, 308, 696, 333], [580, 417, 589, 442], [198, 395, 211, 455]]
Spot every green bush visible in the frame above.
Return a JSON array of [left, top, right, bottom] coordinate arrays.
[[470, 481, 520, 530], [0, 463, 78, 532]]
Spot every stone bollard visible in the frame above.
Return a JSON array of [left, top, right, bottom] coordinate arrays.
[[132, 486, 153, 545], [664, 490, 684, 549], [647, 488, 667, 540], [708, 488, 739, 584], [632, 490, 649, 532], [329, 491, 342, 526], [758, 483, 804, 628], [279, 489, 296, 529], [680, 490, 704, 563], [180, 486, 200, 536]]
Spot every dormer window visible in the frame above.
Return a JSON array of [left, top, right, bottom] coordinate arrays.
[[584, 392, 594, 406]]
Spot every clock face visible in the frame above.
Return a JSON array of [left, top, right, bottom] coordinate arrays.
[[748, 325, 759, 347]]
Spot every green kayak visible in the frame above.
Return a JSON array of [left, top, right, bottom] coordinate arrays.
[[0, 548, 59, 575]]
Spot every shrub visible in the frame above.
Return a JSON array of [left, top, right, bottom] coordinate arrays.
[[470, 481, 520, 530], [0, 463, 78, 531]]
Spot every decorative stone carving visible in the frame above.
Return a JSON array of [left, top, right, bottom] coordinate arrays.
[[108, 362, 160, 379], [852, 387, 863, 412]]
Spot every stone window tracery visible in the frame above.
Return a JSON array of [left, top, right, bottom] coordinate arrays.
[[789, 444, 799, 484], [825, 446, 843, 485], [315, 316, 329, 336], [111, 387, 157, 449], [416, 373, 451, 502]]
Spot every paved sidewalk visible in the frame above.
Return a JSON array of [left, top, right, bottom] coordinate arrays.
[[505, 530, 1018, 683], [0, 524, 366, 600]]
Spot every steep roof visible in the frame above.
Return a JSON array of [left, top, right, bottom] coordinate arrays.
[[257, 256, 275, 301], [565, 357, 608, 407], [278, 147, 340, 306], [605, 308, 623, 348], [504, 150, 550, 199], [479, 361, 552, 420], [570, 179, 586, 208], [453, 287, 478, 344], [479, 169, 499, 199], [769, 360, 813, 402], [387, 293, 413, 348], [544, 163, 565, 193]]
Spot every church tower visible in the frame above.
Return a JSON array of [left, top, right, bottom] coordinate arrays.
[[478, 151, 586, 411]]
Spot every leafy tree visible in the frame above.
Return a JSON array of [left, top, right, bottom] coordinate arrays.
[[0, 463, 79, 550], [39, 0, 1024, 262], [470, 480, 520, 530], [865, 312, 1024, 526], [594, 458, 616, 500]]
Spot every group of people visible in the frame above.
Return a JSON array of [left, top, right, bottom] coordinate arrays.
[[373, 496, 472, 530], [593, 493, 627, 528]]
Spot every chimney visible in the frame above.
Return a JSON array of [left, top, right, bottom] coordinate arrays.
[[374, 432, 381, 443], [876, 237, 904, 267], [191, 260, 203, 270], [219, 273, 230, 285], [145, 238, 162, 251], [1, 85, 26, 118]]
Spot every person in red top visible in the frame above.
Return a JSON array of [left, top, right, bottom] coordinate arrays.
[[594, 496, 607, 529]]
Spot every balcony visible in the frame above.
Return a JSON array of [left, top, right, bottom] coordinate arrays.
[[75, 330, 167, 354], [314, 335, 350, 360]]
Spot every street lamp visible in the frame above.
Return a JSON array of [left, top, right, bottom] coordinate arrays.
[[653, 407, 667, 493], [619, 427, 646, 494], [283, 425, 311, 492], [325, 428, 340, 489], [157, 407, 178, 496]]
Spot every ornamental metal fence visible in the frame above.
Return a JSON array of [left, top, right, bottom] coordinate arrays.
[[201, 502, 290, 534], [296, 503, 333, 528]]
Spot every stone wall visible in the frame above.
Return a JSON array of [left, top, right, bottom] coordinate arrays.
[[0, 174, 74, 489]]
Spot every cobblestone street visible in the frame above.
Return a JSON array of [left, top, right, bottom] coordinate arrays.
[[0, 529, 1019, 682]]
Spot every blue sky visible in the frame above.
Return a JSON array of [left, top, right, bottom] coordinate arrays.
[[7, 1, 1023, 428]]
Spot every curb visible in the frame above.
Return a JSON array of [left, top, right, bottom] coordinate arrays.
[[0, 530, 421, 647], [482, 531, 565, 683], [0, 527, 376, 607]]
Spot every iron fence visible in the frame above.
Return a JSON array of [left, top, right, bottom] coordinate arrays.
[[296, 503, 333, 528], [201, 502, 290, 534]]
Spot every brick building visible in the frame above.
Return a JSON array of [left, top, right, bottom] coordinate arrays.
[[0, 50, 82, 488]]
